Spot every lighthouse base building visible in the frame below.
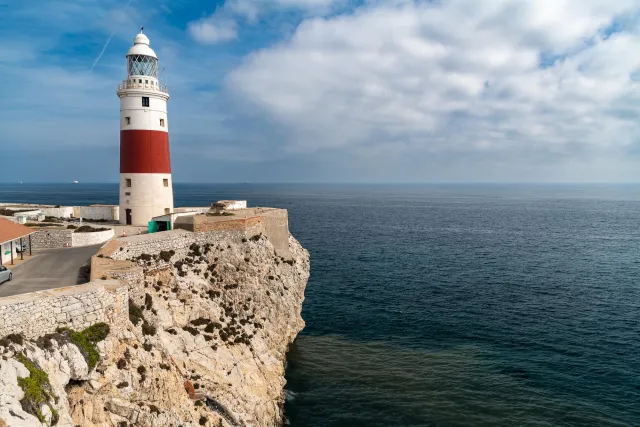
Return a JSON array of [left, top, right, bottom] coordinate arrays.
[[117, 30, 173, 226]]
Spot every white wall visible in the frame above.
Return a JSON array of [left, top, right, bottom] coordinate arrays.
[[223, 200, 247, 211], [0, 241, 18, 265], [174, 207, 209, 214], [77, 206, 118, 221], [72, 229, 115, 247], [13, 210, 42, 219], [119, 91, 169, 132], [39, 207, 74, 218], [119, 173, 174, 226]]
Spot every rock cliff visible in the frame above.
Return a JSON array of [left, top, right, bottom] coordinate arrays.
[[0, 233, 309, 427]]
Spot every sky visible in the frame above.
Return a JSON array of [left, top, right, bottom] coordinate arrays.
[[2, 0, 640, 183]]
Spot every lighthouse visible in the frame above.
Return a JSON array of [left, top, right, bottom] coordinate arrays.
[[117, 29, 173, 226]]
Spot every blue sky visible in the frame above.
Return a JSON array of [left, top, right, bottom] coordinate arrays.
[[2, 0, 640, 183]]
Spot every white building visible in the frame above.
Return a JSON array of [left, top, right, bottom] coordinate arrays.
[[0, 218, 34, 265]]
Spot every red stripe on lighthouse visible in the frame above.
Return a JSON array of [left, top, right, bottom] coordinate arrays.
[[120, 130, 172, 173]]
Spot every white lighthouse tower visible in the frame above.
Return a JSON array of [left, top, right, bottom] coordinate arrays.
[[117, 29, 173, 226]]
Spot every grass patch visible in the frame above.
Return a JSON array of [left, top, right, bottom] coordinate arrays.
[[16, 354, 59, 425]]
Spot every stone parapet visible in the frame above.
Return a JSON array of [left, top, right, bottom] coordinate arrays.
[[0, 280, 129, 339]]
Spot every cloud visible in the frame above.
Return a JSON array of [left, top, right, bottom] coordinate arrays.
[[188, 17, 239, 44], [187, 0, 344, 44], [227, 0, 640, 162], [6, 0, 640, 183]]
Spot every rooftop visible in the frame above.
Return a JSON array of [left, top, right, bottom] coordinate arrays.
[[0, 217, 35, 245]]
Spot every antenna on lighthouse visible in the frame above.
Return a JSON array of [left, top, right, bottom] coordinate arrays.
[[140, 26, 144, 33]]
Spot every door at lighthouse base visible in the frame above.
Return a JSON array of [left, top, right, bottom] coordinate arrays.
[[125, 209, 132, 225]]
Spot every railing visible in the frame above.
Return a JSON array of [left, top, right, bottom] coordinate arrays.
[[118, 80, 169, 94]]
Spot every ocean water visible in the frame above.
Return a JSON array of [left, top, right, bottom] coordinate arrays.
[[1, 183, 639, 426]]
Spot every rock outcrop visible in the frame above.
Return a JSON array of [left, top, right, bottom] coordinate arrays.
[[0, 233, 309, 426]]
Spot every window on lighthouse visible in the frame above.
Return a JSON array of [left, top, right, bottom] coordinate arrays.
[[160, 119, 165, 127], [142, 97, 150, 107], [125, 117, 131, 125]]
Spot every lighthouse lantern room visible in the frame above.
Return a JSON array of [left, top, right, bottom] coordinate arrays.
[[117, 29, 173, 226]]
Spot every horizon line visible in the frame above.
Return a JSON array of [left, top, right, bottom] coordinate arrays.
[[3, 182, 640, 185]]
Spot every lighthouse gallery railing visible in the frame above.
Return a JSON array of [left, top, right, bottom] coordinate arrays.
[[118, 80, 169, 94]]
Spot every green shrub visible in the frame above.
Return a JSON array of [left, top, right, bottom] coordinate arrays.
[[69, 331, 99, 369], [5, 333, 24, 346], [182, 326, 198, 336], [190, 318, 211, 327], [129, 300, 144, 326], [141, 322, 156, 336], [144, 293, 153, 310], [159, 251, 174, 262], [81, 323, 110, 343], [16, 354, 57, 424], [75, 225, 110, 233], [137, 365, 147, 382], [68, 322, 110, 370]]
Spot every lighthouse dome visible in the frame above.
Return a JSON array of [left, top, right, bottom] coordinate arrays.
[[126, 31, 157, 59], [134, 32, 150, 45]]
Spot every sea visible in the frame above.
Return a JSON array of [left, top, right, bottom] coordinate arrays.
[[1, 183, 639, 427]]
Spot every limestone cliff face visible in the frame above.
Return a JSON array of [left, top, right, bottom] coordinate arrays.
[[0, 234, 309, 427]]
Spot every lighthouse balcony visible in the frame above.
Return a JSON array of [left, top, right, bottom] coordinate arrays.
[[118, 80, 169, 94]]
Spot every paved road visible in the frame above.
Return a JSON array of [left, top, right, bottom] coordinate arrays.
[[0, 244, 102, 298]]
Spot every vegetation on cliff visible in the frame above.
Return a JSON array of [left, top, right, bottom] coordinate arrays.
[[16, 353, 59, 425]]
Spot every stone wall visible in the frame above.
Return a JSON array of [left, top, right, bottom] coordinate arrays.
[[0, 280, 129, 339], [27, 227, 114, 249], [109, 230, 198, 261], [110, 210, 291, 261], [72, 228, 115, 247], [90, 256, 145, 302], [29, 228, 72, 249]]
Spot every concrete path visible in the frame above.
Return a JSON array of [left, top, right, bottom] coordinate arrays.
[[0, 244, 102, 298]]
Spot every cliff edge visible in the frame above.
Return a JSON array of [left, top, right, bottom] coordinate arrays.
[[0, 225, 310, 427]]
